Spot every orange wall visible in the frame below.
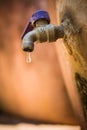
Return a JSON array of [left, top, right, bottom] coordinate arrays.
[[0, 0, 78, 125]]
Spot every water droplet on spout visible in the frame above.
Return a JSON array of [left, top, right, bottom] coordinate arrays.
[[26, 52, 31, 63]]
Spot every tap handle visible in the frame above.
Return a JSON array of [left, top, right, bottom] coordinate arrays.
[[21, 10, 50, 39]]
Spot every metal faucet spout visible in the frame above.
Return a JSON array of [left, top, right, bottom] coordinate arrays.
[[22, 24, 64, 52], [22, 30, 36, 52], [21, 10, 64, 52]]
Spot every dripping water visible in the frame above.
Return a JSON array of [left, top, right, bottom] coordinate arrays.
[[26, 52, 31, 63]]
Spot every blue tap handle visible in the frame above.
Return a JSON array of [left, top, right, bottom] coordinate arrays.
[[21, 10, 50, 39]]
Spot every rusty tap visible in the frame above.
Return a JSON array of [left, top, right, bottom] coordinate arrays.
[[21, 10, 64, 52]]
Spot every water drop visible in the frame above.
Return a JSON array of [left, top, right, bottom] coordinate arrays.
[[26, 52, 31, 63]]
